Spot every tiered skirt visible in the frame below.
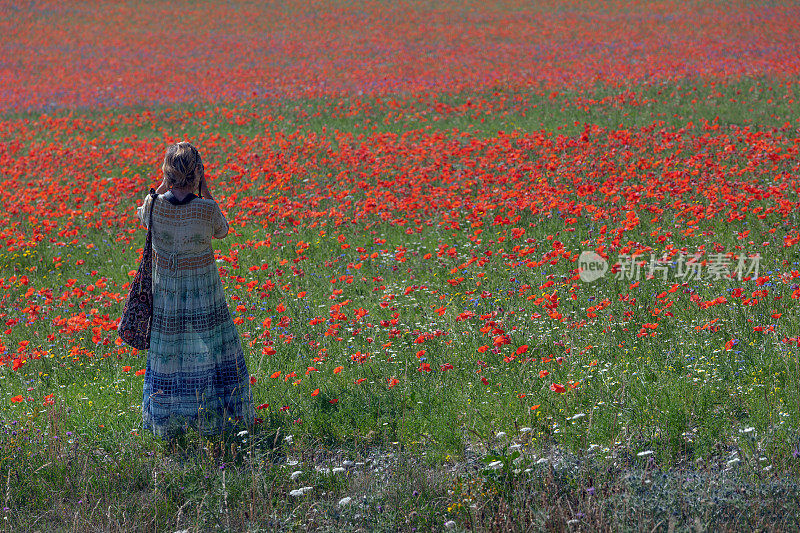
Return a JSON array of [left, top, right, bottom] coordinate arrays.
[[142, 250, 254, 439]]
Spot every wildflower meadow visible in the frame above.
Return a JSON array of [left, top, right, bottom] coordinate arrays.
[[2, 0, 800, 530]]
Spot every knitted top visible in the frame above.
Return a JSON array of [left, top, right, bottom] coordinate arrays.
[[136, 191, 229, 260]]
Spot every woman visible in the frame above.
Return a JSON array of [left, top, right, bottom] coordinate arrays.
[[136, 142, 254, 439]]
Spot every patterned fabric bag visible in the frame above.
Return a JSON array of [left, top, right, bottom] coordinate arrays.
[[117, 189, 157, 350]]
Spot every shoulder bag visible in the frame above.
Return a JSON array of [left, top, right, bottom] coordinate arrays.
[[117, 189, 158, 350]]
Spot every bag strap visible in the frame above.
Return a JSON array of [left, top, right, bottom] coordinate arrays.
[[148, 188, 157, 227]]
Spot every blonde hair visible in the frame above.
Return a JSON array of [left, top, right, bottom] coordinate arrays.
[[163, 142, 202, 189]]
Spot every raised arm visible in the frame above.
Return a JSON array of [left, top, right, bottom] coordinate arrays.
[[199, 172, 215, 201], [155, 176, 169, 195]]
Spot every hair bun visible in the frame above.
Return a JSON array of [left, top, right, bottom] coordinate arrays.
[[164, 143, 202, 189]]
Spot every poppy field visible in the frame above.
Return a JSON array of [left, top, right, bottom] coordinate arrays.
[[2, 0, 800, 530]]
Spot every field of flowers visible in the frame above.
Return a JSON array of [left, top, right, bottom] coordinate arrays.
[[2, 0, 800, 530]]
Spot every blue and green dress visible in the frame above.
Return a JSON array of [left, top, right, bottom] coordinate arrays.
[[136, 191, 254, 439]]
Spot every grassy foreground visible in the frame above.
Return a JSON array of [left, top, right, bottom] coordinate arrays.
[[2, 80, 800, 530]]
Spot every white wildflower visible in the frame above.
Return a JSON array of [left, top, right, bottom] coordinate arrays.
[[289, 486, 312, 497]]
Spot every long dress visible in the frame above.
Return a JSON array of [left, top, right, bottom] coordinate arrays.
[[136, 191, 254, 439]]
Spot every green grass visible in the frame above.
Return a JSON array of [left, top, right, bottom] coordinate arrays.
[[2, 77, 800, 530]]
